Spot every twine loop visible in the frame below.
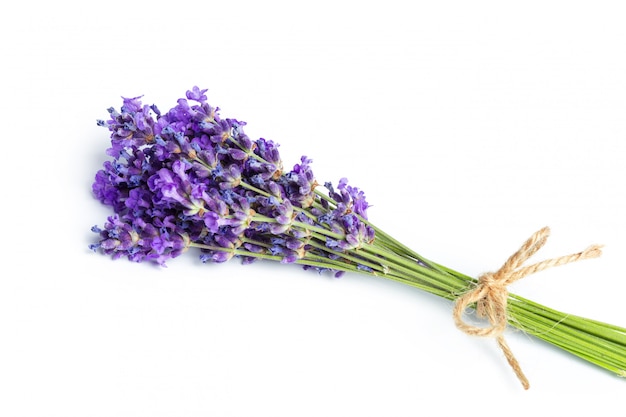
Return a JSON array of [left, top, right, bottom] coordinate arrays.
[[453, 226, 602, 390]]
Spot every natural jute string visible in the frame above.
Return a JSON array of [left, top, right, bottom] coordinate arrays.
[[452, 226, 602, 390]]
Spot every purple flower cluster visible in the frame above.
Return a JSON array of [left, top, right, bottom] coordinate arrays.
[[91, 87, 374, 272]]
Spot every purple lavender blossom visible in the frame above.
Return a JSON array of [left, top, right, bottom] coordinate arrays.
[[281, 156, 317, 208], [325, 178, 371, 219], [91, 86, 374, 273], [186, 86, 208, 102], [269, 199, 295, 235], [101, 96, 157, 158], [90, 214, 190, 266]]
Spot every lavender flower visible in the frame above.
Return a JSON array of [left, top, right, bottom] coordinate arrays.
[[90, 214, 189, 266], [91, 87, 376, 271], [89, 87, 626, 389]]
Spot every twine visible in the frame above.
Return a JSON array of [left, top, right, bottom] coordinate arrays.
[[452, 226, 603, 390]]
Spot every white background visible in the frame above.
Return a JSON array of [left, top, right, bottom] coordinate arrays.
[[1, 1, 625, 415]]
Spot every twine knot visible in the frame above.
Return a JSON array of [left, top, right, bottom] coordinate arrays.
[[452, 226, 602, 390]]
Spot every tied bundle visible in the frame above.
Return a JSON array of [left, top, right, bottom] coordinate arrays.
[[90, 87, 626, 389]]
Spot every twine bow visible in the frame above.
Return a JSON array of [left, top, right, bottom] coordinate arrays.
[[452, 227, 603, 390]]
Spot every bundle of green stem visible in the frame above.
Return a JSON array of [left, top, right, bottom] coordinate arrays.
[[320, 215, 626, 390]]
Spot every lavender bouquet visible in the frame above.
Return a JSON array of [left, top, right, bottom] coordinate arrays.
[[90, 87, 626, 389]]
